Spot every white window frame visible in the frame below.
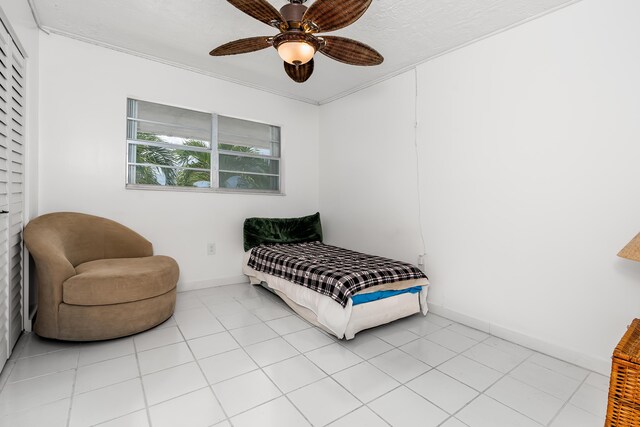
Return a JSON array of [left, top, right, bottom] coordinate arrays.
[[125, 99, 283, 195]]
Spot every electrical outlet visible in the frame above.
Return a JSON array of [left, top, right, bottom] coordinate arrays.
[[207, 243, 216, 256], [417, 254, 425, 271]]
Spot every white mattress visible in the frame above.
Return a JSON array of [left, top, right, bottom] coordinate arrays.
[[242, 250, 429, 339]]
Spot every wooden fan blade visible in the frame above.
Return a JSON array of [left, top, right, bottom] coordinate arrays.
[[227, 0, 286, 29], [302, 0, 372, 33], [210, 37, 272, 56], [319, 36, 383, 66], [284, 59, 314, 83]]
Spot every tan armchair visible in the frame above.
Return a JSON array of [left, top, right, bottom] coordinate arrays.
[[24, 212, 179, 341]]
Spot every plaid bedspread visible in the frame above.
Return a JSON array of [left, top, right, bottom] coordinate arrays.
[[247, 241, 427, 307]]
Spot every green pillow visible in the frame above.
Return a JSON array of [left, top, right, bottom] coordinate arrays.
[[243, 212, 323, 251]]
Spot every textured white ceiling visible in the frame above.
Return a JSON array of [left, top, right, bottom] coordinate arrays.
[[31, 0, 578, 104]]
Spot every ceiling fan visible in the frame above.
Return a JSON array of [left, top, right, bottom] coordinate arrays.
[[210, 0, 383, 83]]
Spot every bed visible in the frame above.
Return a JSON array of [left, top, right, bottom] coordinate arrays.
[[242, 213, 429, 339]]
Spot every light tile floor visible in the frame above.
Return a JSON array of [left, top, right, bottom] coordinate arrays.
[[0, 283, 610, 427]]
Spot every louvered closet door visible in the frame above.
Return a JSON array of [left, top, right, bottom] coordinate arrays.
[[0, 24, 9, 369], [0, 21, 24, 372]]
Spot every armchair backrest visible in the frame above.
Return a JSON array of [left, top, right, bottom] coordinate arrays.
[[25, 212, 153, 267]]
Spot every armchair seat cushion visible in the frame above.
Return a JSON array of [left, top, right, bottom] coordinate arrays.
[[63, 256, 179, 306]]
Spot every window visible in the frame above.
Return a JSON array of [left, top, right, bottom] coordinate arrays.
[[126, 99, 281, 193]]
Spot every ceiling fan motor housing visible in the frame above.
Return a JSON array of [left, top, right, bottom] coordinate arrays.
[[280, 3, 307, 29]]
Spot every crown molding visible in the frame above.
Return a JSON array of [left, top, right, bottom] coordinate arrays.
[[37, 0, 582, 107], [316, 0, 583, 105], [42, 27, 321, 106], [26, 0, 49, 34]]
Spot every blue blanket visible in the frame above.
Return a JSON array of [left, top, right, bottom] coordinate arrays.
[[351, 286, 422, 306]]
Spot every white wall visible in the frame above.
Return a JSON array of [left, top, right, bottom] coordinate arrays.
[[33, 0, 640, 372], [320, 0, 640, 373], [319, 71, 424, 263], [38, 34, 319, 289]]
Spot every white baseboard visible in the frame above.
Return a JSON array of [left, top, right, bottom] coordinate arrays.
[[428, 303, 611, 376], [178, 275, 249, 292]]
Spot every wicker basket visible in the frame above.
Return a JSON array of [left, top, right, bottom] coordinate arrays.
[[606, 319, 640, 426]]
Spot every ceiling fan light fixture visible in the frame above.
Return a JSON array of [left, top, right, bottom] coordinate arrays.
[[277, 41, 315, 65]]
